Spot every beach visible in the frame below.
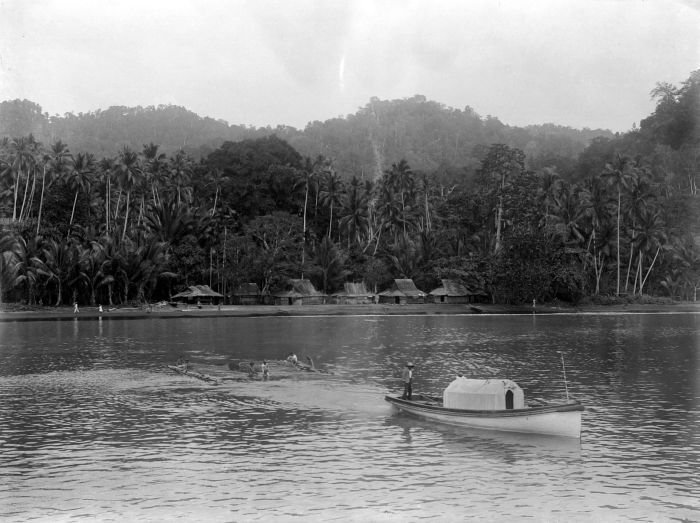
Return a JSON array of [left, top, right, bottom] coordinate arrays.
[[1, 301, 698, 321]]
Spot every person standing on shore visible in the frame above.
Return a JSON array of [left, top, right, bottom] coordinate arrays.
[[261, 360, 269, 381], [402, 362, 415, 400], [73, 302, 79, 314]]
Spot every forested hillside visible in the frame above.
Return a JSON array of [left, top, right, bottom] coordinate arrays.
[[0, 71, 697, 308], [0, 95, 613, 178]]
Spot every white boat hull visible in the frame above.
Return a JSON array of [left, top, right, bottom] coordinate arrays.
[[386, 395, 583, 438]]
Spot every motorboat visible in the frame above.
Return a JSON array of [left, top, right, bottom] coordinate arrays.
[[385, 377, 584, 438]]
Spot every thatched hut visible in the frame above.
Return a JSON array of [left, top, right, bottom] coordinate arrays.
[[331, 282, 375, 304], [171, 285, 224, 305], [378, 279, 426, 304], [231, 283, 263, 305], [272, 279, 326, 305], [430, 279, 471, 304]]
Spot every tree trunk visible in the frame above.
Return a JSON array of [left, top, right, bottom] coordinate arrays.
[[106, 178, 110, 233], [25, 170, 37, 222], [70, 189, 79, 226], [37, 166, 46, 235], [639, 246, 660, 294], [616, 189, 621, 295], [55, 281, 62, 307], [12, 168, 20, 221], [19, 167, 31, 222], [121, 191, 130, 242], [328, 201, 333, 238]]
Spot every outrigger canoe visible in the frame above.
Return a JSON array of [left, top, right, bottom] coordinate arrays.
[[385, 377, 584, 438], [167, 365, 220, 384]]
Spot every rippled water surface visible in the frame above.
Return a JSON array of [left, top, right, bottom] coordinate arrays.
[[0, 313, 698, 521]]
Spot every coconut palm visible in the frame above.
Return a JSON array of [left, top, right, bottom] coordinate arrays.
[[0, 231, 23, 305], [632, 208, 666, 295], [42, 238, 79, 306], [168, 149, 193, 206], [14, 235, 44, 304], [601, 154, 633, 295], [319, 167, 343, 239], [144, 198, 195, 245], [313, 236, 348, 294], [116, 147, 142, 242], [338, 176, 369, 248], [68, 152, 96, 227], [141, 143, 166, 207], [37, 141, 72, 234], [385, 160, 416, 237], [7, 135, 39, 222], [97, 157, 115, 234], [549, 183, 590, 246]]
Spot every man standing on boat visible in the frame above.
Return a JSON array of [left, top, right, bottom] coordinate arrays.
[[402, 362, 415, 400]]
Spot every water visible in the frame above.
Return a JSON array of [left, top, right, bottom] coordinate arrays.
[[0, 313, 698, 521]]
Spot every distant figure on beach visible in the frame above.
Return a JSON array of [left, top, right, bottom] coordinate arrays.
[[532, 298, 536, 308], [98, 304, 103, 314], [248, 361, 256, 378], [261, 360, 269, 381], [73, 302, 79, 314], [402, 362, 415, 400]]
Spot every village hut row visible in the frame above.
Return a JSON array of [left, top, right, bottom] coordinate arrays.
[[188, 278, 488, 306]]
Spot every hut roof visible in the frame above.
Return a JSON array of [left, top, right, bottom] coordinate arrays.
[[172, 285, 223, 299], [233, 283, 261, 295], [290, 279, 325, 296], [273, 279, 325, 297], [272, 290, 304, 298], [333, 282, 372, 296], [379, 279, 426, 297], [430, 279, 469, 297]]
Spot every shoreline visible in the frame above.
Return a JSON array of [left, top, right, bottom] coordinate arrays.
[[1, 302, 699, 322]]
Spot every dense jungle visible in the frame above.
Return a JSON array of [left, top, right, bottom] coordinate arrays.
[[0, 70, 698, 307]]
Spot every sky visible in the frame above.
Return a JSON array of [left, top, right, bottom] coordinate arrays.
[[1, 0, 698, 132]]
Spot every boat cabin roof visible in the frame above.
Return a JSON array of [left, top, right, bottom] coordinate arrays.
[[445, 378, 522, 395]]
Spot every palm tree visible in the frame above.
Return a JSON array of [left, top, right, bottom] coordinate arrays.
[[81, 241, 113, 306], [339, 176, 369, 248], [313, 236, 348, 294], [538, 167, 562, 227], [8, 135, 39, 222], [37, 140, 72, 234], [168, 149, 192, 206], [622, 167, 654, 292], [144, 197, 195, 245], [670, 239, 700, 301], [141, 143, 166, 207], [116, 147, 141, 242], [0, 231, 23, 306], [633, 208, 666, 295], [42, 238, 78, 306], [14, 235, 44, 305], [319, 167, 343, 239], [68, 152, 96, 227], [583, 176, 613, 294], [98, 157, 115, 234], [549, 183, 589, 246], [601, 154, 633, 295], [386, 160, 416, 237]]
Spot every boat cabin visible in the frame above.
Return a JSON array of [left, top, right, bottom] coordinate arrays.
[[443, 377, 525, 410]]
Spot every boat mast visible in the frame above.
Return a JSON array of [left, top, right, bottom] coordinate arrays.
[[559, 352, 570, 402]]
